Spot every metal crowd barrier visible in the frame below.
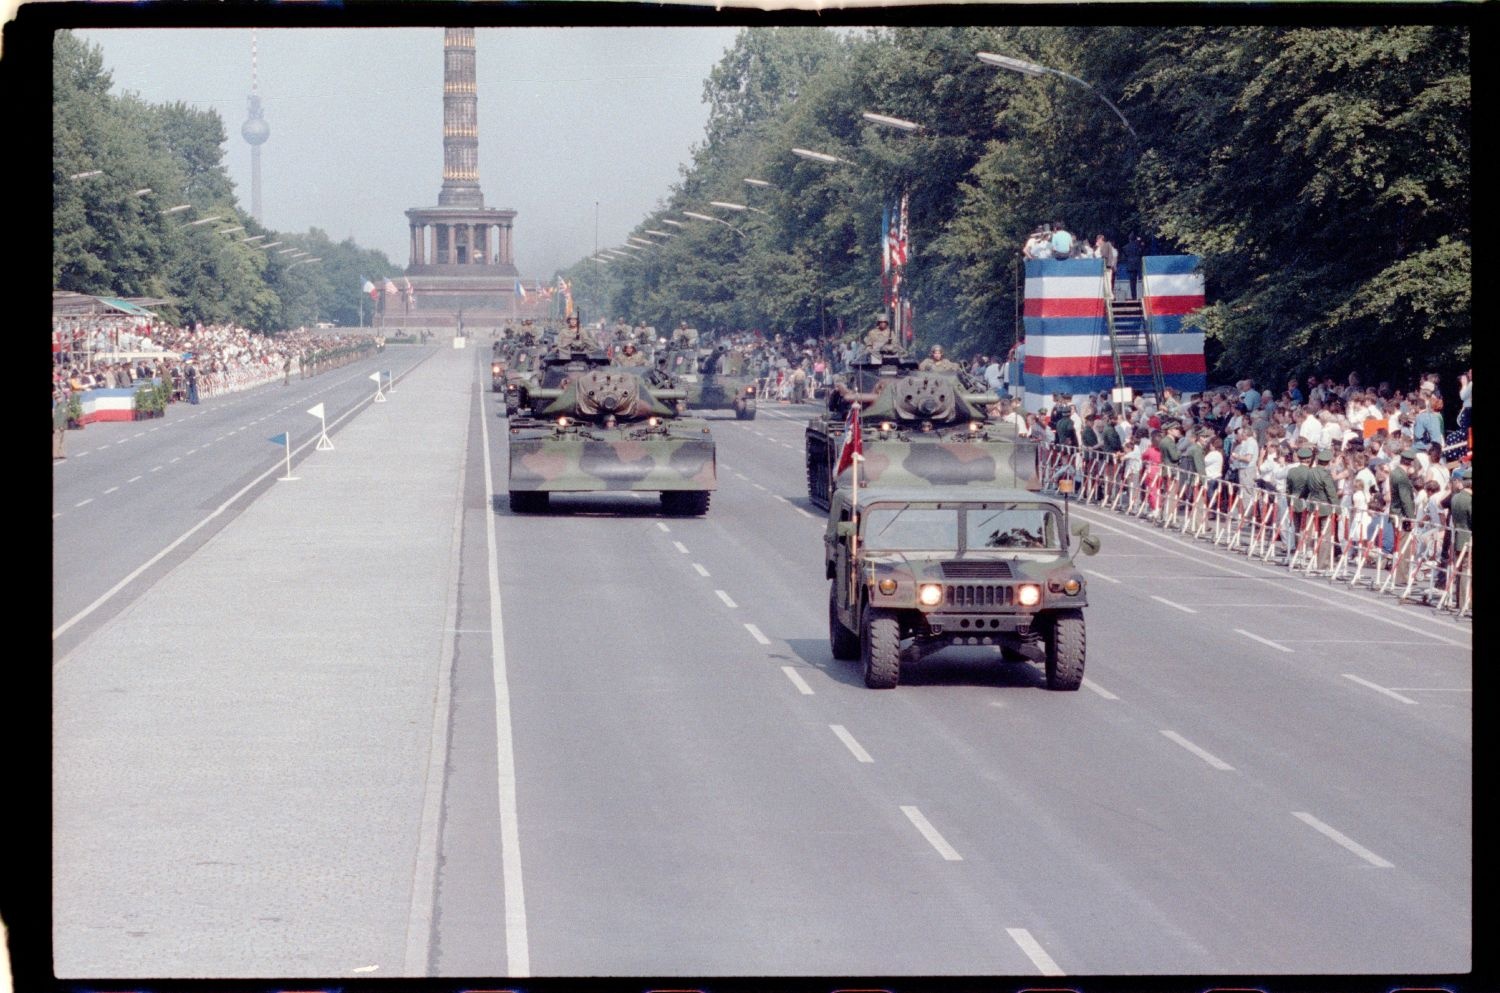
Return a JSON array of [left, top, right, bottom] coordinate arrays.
[[1039, 443, 1471, 616]]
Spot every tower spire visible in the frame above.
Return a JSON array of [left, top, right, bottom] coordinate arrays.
[[240, 29, 270, 222]]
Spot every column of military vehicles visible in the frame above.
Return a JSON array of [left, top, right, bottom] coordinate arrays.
[[492, 317, 1096, 691]]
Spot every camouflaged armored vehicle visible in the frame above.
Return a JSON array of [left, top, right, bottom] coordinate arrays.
[[655, 343, 758, 420], [805, 352, 1041, 509], [825, 485, 1099, 689], [506, 362, 716, 515]]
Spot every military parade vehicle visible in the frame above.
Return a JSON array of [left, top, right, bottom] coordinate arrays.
[[824, 484, 1099, 689], [655, 341, 758, 420], [805, 348, 1041, 510], [506, 335, 716, 514]]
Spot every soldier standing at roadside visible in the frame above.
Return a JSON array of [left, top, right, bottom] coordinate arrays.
[[1158, 421, 1183, 523], [1309, 447, 1340, 569], [53, 383, 69, 460], [1389, 449, 1419, 584], [1286, 446, 1314, 558]]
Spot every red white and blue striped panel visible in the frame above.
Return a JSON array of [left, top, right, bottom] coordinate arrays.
[[79, 387, 138, 423]]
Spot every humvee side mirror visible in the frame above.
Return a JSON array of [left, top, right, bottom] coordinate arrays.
[[1071, 521, 1091, 537], [1078, 534, 1101, 556], [836, 521, 856, 538]]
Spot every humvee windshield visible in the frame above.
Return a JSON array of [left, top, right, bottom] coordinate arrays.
[[862, 503, 1061, 552]]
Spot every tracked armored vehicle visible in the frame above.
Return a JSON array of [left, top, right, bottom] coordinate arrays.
[[506, 363, 716, 516], [655, 343, 758, 420], [805, 349, 1041, 510], [825, 485, 1099, 689]]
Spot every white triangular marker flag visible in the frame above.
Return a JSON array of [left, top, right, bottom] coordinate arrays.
[[369, 372, 382, 383], [306, 402, 325, 419]]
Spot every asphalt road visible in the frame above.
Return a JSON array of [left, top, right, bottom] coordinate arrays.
[[50, 342, 1473, 986]]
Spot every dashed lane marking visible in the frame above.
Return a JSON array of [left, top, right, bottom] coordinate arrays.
[[1234, 628, 1294, 653], [74, 499, 93, 508], [1292, 811, 1394, 868], [150, 465, 162, 472], [1160, 730, 1235, 770], [1341, 674, 1419, 705], [103, 487, 118, 495], [1082, 679, 1118, 700], [672, 540, 689, 554], [1150, 595, 1197, 614], [901, 806, 962, 861], [128, 475, 142, 483], [715, 590, 737, 608], [1006, 928, 1065, 976], [781, 667, 814, 695], [830, 725, 874, 763], [692, 563, 710, 577], [744, 623, 771, 645], [656, 522, 670, 532]]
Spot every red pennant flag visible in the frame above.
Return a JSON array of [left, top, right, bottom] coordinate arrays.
[[835, 402, 863, 476]]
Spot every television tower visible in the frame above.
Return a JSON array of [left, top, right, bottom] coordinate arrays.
[[240, 30, 270, 222]]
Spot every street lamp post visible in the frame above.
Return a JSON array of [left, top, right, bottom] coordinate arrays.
[[976, 51, 1139, 143]]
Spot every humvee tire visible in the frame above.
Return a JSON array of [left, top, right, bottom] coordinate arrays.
[[862, 608, 901, 689], [661, 490, 711, 516], [829, 583, 859, 660], [509, 491, 548, 514], [1045, 609, 1085, 691]]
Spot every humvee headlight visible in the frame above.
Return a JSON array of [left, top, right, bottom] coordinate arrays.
[[878, 578, 898, 595], [647, 417, 660, 427], [1063, 578, 1081, 595], [879, 421, 895, 432], [918, 583, 943, 606], [556, 416, 572, 427], [1017, 584, 1042, 607], [969, 421, 983, 432]]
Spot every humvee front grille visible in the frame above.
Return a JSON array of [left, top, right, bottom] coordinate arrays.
[[945, 584, 1014, 608], [941, 560, 1013, 579]]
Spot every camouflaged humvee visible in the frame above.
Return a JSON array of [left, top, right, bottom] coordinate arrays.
[[806, 356, 1041, 509], [824, 485, 1099, 689], [506, 363, 716, 515]]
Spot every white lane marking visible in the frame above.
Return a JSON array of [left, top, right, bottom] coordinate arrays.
[[150, 465, 162, 472], [74, 451, 89, 457], [781, 667, 814, 695], [672, 540, 689, 554], [732, 471, 748, 480], [148, 426, 159, 432], [1084, 569, 1120, 584], [901, 805, 962, 861], [216, 435, 226, 442], [1341, 674, 1419, 705], [752, 482, 767, 491], [128, 475, 142, 483], [1072, 506, 1470, 645], [114, 439, 127, 446], [656, 522, 670, 532], [476, 375, 532, 976], [715, 590, 737, 609], [780, 442, 795, 449], [170, 457, 180, 463], [103, 486, 118, 494], [350, 965, 379, 974], [185, 448, 197, 455], [74, 499, 93, 508], [692, 563, 710, 577], [744, 623, 771, 645], [53, 390, 383, 643], [830, 725, 874, 763], [1292, 812, 1394, 868], [1234, 628, 1294, 653], [95, 447, 109, 452], [1282, 638, 1437, 645], [52, 512, 62, 520], [132, 432, 143, 438], [1006, 927, 1065, 976], [1388, 687, 1471, 692], [1160, 730, 1235, 770], [1082, 678, 1118, 700], [1150, 595, 1197, 614]]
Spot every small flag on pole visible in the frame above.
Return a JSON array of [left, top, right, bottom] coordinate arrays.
[[361, 277, 378, 301], [307, 402, 333, 449], [370, 371, 386, 402], [384, 278, 399, 296], [404, 276, 416, 301], [835, 402, 863, 477], [268, 432, 288, 446], [306, 402, 325, 420], [269, 431, 297, 480]]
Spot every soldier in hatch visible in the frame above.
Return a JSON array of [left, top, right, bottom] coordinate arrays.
[[554, 315, 597, 353], [864, 314, 897, 351], [919, 344, 961, 373], [618, 341, 648, 367]]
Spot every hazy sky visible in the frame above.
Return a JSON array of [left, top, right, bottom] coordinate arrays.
[[72, 26, 745, 279]]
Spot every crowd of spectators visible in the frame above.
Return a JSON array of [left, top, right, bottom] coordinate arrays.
[[52, 319, 378, 455], [1029, 368, 1472, 597]]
